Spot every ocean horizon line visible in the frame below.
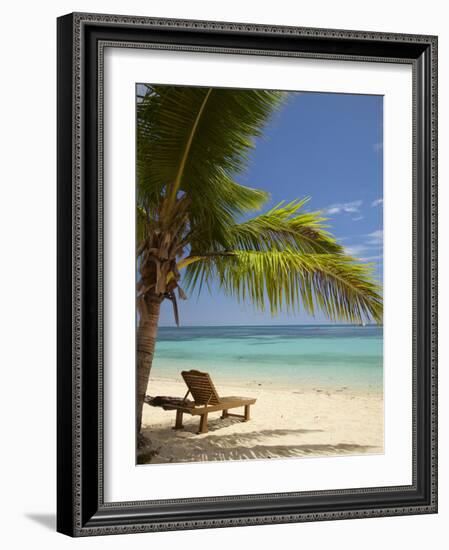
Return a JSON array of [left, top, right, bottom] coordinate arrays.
[[158, 323, 383, 329]]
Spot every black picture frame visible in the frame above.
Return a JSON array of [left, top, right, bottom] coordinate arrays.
[[57, 12, 438, 537]]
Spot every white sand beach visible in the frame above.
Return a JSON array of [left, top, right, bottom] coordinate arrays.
[[138, 376, 384, 464]]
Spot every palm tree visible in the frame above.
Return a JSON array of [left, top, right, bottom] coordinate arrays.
[[136, 85, 383, 434]]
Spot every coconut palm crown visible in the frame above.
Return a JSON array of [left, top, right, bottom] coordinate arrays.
[[136, 85, 383, 433]]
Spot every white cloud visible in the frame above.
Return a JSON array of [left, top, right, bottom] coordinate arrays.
[[360, 255, 383, 262], [343, 230, 384, 260], [366, 229, 383, 244], [373, 142, 383, 152], [323, 200, 362, 215], [344, 245, 368, 256], [352, 215, 364, 221], [371, 198, 383, 207]]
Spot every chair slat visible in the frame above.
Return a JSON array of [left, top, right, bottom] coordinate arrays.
[[181, 370, 221, 405]]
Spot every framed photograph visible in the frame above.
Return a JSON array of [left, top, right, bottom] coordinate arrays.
[[57, 12, 438, 536]]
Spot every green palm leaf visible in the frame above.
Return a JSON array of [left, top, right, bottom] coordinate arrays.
[[223, 198, 343, 254], [137, 85, 285, 239], [184, 249, 382, 323]]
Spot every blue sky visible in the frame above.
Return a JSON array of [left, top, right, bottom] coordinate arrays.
[[159, 91, 383, 326]]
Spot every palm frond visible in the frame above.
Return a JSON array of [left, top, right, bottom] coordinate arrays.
[[183, 249, 382, 323], [137, 85, 284, 231], [223, 198, 343, 254]]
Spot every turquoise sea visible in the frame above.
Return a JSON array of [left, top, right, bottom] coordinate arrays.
[[152, 325, 383, 391]]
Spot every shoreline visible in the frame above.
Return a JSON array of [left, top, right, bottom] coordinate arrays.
[[148, 373, 383, 396], [139, 376, 384, 465]]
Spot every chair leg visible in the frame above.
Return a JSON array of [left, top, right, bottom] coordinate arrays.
[[221, 409, 229, 419], [173, 410, 184, 430], [244, 405, 250, 421], [198, 413, 208, 434]]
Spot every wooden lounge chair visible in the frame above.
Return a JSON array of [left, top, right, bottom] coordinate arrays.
[[164, 370, 256, 434]]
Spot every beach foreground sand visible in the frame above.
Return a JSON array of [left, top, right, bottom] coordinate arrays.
[[138, 376, 384, 464]]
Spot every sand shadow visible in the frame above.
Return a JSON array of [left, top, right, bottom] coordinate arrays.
[[190, 442, 378, 462], [138, 424, 377, 464], [140, 439, 378, 464], [144, 413, 325, 436]]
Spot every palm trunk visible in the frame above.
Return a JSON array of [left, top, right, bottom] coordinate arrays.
[[136, 294, 162, 434]]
